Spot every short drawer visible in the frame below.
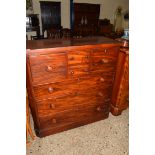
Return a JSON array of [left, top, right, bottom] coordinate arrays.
[[92, 56, 117, 69], [33, 79, 79, 101], [31, 62, 67, 84], [29, 52, 67, 84], [92, 46, 119, 58], [29, 52, 67, 66], [68, 64, 90, 78], [68, 50, 90, 65], [38, 103, 110, 130]]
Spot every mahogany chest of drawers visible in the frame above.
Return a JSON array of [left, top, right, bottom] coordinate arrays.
[[26, 37, 121, 137]]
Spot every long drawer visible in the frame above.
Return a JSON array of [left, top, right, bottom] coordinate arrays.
[[33, 73, 113, 101], [36, 92, 111, 117], [33, 79, 79, 101], [38, 103, 110, 131]]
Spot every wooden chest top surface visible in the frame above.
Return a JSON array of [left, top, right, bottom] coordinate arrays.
[[26, 36, 121, 50]]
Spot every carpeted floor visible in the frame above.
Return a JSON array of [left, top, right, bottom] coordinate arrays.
[[27, 109, 129, 155]]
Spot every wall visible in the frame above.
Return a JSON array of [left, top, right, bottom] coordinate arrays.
[[27, 0, 129, 37], [74, 0, 128, 27], [31, 0, 70, 35]]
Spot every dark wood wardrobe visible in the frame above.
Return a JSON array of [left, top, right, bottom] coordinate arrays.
[[40, 1, 61, 33]]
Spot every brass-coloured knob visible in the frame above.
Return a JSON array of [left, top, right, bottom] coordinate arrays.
[[50, 103, 55, 109], [52, 118, 57, 124], [48, 87, 54, 93]]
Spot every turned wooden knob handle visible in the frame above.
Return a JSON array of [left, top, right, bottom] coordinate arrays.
[[83, 68, 89, 72], [101, 59, 109, 63], [52, 118, 57, 124], [104, 98, 111, 102], [50, 103, 55, 109], [97, 106, 101, 111], [70, 71, 74, 75], [47, 65, 52, 71], [69, 57, 74, 60], [100, 77, 105, 82], [46, 65, 55, 71], [48, 87, 54, 93], [77, 78, 80, 81], [104, 49, 107, 53], [98, 92, 103, 97]]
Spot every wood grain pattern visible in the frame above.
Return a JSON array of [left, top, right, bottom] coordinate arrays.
[[26, 37, 120, 137], [68, 50, 90, 65], [38, 103, 109, 135], [92, 47, 119, 57], [36, 94, 111, 117], [111, 48, 129, 116], [29, 52, 67, 85], [33, 79, 78, 101]]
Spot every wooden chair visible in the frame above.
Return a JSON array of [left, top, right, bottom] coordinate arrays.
[[47, 28, 61, 39], [62, 28, 72, 38], [26, 92, 35, 146]]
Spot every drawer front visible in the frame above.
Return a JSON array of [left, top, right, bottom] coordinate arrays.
[[68, 50, 90, 65], [36, 92, 111, 117], [78, 85, 112, 100], [68, 64, 90, 78], [77, 74, 114, 90], [31, 62, 67, 84], [29, 52, 66, 66], [38, 103, 110, 130], [33, 79, 79, 100], [92, 46, 119, 58], [91, 66, 116, 75], [91, 56, 117, 70], [29, 53, 67, 84]]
